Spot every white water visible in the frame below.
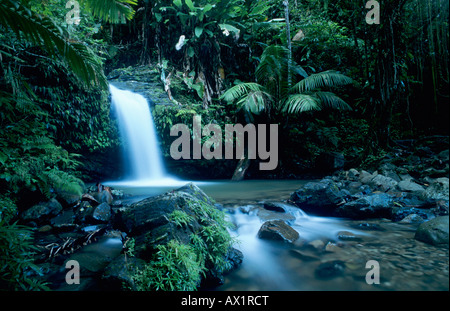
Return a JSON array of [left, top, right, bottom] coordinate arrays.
[[109, 84, 181, 187], [227, 206, 369, 290]]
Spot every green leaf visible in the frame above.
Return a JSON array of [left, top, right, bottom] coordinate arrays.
[[195, 26, 203, 38], [219, 23, 240, 35], [0, 151, 7, 164], [187, 46, 195, 58], [185, 0, 195, 12], [173, 0, 182, 9]]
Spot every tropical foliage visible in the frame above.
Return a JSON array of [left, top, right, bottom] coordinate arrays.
[[220, 45, 353, 120]]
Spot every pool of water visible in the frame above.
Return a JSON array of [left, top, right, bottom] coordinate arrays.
[[108, 179, 449, 291]]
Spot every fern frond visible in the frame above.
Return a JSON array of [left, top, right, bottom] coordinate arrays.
[[313, 91, 352, 111], [220, 82, 266, 103], [81, 0, 137, 24], [0, 0, 107, 90], [292, 70, 353, 93], [237, 90, 272, 115], [283, 94, 321, 114]]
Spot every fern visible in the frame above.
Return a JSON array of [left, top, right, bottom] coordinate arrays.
[[221, 45, 353, 117], [0, 0, 119, 90], [291, 70, 354, 93]]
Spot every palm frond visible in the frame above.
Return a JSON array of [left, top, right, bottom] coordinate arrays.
[[0, 0, 107, 90], [82, 0, 137, 24], [220, 82, 266, 103], [237, 90, 273, 115], [256, 45, 308, 98], [220, 82, 272, 115], [283, 94, 321, 114], [292, 70, 353, 93], [314, 91, 352, 111]]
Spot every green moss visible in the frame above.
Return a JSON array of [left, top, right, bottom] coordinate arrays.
[[132, 239, 204, 291], [131, 196, 236, 291]]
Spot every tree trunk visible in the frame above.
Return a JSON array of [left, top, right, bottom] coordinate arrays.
[[373, 0, 408, 148]]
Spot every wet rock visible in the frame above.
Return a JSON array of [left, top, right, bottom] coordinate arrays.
[[92, 202, 112, 223], [314, 260, 346, 279], [336, 193, 393, 219], [399, 214, 425, 224], [50, 210, 76, 231], [325, 242, 341, 252], [379, 162, 401, 182], [368, 174, 398, 192], [56, 190, 82, 209], [289, 179, 348, 216], [258, 220, 299, 243], [347, 168, 360, 181], [263, 201, 288, 213], [337, 231, 362, 242], [352, 222, 385, 231], [398, 180, 426, 192], [415, 216, 449, 248], [20, 198, 63, 225], [102, 254, 146, 290], [290, 249, 320, 261], [116, 183, 241, 287], [257, 208, 296, 222], [359, 170, 377, 184], [421, 178, 449, 201], [307, 239, 325, 250]]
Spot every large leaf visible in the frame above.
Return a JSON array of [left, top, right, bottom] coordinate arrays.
[[0, 0, 107, 90], [184, 0, 196, 12], [283, 94, 321, 114], [195, 26, 203, 38], [220, 82, 266, 103], [313, 91, 352, 111], [292, 70, 353, 93], [81, 0, 137, 23]]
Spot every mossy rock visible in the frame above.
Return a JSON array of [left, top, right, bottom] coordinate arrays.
[[115, 183, 240, 290]]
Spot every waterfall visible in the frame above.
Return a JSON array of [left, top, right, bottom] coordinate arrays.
[[109, 84, 177, 186]]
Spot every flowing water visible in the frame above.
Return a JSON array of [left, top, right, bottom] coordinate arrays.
[[109, 181, 448, 291], [106, 86, 448, 291], [109, 84, 179, 186]]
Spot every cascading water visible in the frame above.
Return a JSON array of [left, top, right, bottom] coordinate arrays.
[[109, 84, 179, 186]]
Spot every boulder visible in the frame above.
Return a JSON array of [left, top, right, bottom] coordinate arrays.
[[399, 214, 425, 224], [262, 201, 288, 213], [336, 193, 393, 219], [397, 180, 426, 192], [115, 183, 241, 288], [258, 220, 299, 243], [415, 216, 449, 248], [368, 174, 398, 192], [102, 254, 146, 290], [50, 210, 76, 231], [289, 179, 349, 216], [359, 170, 377, 184], [421, 178, 449, 201], [20, 198, 63, 225], [92, 202, 112, 223]]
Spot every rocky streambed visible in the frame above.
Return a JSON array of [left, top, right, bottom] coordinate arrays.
[[18, 140, 449, 291]]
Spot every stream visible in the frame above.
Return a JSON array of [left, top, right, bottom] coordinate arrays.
[[111, 180, 448, 291]]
